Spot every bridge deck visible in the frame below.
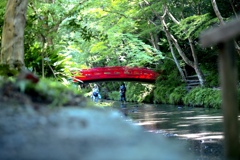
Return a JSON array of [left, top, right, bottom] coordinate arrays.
[[73, 66, 159, 83]]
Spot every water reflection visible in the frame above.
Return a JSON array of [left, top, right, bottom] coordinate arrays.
[[120, 103, 128, 117], [114, 103, 231, 159], [120, 104, 224, 141]]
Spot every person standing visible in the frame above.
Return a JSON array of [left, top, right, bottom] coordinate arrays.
[[92, 84, 99, 102], [120, 83, 126, 103]]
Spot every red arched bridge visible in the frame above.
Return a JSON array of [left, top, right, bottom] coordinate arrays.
[[72, 66, 159, 83]]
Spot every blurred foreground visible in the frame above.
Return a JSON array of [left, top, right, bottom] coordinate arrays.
[[0, 103, 195, 160]]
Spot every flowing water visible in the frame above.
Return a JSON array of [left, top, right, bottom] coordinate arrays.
[[111, 102, 238, 160]]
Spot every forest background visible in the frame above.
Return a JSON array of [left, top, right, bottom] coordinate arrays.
[[0, 0, 240, 109]]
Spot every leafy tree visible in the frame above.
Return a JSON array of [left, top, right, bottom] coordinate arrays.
[[70, 0, 164, 68], [25, 0, 88, 78]]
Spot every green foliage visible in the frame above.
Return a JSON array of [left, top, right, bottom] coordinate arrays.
[[33, 78, 82, 107], [169, 86, 187, 105], [1, 0, 236, 110], [154, 85, 222, 109], [171, 14, 218, 39], [120, 34, 164, 67], [126, 82, 154, 103], [106, 82, 154, 103], [154, 57, 184, 104], [23, 0, 96, 80], [15, 77, 82, 107], [71, 0, 165, 68], [0, 76, 86, 107], [154, 85, 174, 104], [108, 91, 120, 101], [183, 87, 221, 109], [143, 90, 154, 103], [0, 64, 18, 76], [156, 58, 183, 85], [24, 43, 67, 80], [204, 70, 219, 87], [0, 1, 6, 45]]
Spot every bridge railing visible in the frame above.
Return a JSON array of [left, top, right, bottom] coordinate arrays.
[[73, 66, 159, 83]]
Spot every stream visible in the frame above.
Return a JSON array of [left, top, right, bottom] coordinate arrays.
[[111, 102, 237, 160]]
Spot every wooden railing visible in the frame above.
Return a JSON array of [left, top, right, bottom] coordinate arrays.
[[72, 66, 159, 83]]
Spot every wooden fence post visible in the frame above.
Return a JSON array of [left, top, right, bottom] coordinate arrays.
[[200, 18, 240, 159]]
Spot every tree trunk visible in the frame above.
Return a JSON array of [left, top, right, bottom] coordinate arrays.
[[166, 31, 186, 82], [189, 38, 205, 86], [149, 32, 158, 50], [1, 0, 28, 70], [211, 0, 225, 25], [147, 13, 187, 81], [147, 20, 160, 51], [211, 0, 240, 54], [167, 10, 205, 86], [229, 0, 238, 18]]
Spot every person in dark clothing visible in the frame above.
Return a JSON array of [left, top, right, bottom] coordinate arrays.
[[120, 83, 126, 103]]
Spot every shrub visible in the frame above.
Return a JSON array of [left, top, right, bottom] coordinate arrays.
[[153, 85, 175, 104], [169, 86, 187, 105], [108, 91, 120, 101], [183, 87, 221, 109]]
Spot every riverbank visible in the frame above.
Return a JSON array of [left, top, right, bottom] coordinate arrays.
[[0, 102, 198, 160], [0, 78, 197, 160], [105, 83, 223, 109]]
